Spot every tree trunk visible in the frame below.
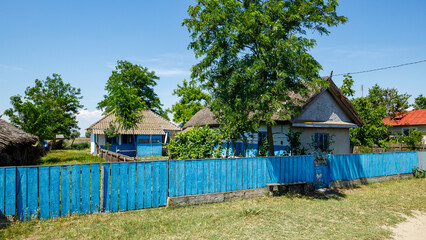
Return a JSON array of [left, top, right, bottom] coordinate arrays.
[[226, 139, 230, 158], [232, 139, 237, 157], [267, 125, 274, 157]]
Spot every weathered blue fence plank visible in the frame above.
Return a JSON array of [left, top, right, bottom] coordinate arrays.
[[81, 164, 90, 214], [110, 163, 119, 212], [177, 160, 185, 196], [221, 160, 227, 192], [103, 164, 111, 212], [16, 167, 27, 221], [49, 166, 60, 218], [196, 160, 204, 195], [38, 167, 49, 219], [144, 162, 152, 208], [184, 161, 192, 196], [159, 161, 168, 206], [136, 162, 144, 209], [60, 166, 71, 217], [27, 167, 38, 219], [119, 163, 128, 211], [0, 168, 4, 217], [91, 163, 100, 213], [152, 161, 160, 208], [128, 162, 136, 210], [71, 165, 81, 215]]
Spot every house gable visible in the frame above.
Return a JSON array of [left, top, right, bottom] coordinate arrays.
[[294, 90, 354, 124]]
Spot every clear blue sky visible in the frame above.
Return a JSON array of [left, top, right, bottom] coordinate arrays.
[[1, 0, 425, 133]]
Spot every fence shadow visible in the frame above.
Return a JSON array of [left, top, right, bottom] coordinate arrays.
[[272, 186, 348, 201], [0, 216, 13, 229]]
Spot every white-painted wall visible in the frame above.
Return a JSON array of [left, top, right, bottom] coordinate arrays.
[[90, 132, 95, 154], [293, 127, 351, 155]]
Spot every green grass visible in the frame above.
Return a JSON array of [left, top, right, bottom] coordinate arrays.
[[38, 149, 103, 165], [1, 178, 425, 239]]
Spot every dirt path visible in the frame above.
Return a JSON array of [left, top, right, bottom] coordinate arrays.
[[388, 211, 426, 240]]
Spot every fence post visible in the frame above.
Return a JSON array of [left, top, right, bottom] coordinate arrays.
[[100, 166, 104, 212]]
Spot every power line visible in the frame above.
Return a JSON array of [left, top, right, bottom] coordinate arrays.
[[333, 59, 426, 77]]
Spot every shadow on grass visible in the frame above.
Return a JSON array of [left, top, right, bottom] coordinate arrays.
[[269, 185, 366, 200], [0, 216, 13, 230]]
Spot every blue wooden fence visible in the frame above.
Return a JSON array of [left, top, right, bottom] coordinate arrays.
[[0, 152, 420, 221], [0, 164, 101, 221], [329, 152, 418, 181]]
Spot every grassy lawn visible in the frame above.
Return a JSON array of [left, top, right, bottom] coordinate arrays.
[[1, 178, 425, 239], [38, 149, 104, 165]]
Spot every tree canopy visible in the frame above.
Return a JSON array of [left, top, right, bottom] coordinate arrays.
[[97, 60, 165, 131], [168, 79, 210, 126], [340, 73, 355, 98], [367, 84, 410, 119], [183, 0, 347, 155], [4, 74, 83, 141], [413, 94, 426, 110]]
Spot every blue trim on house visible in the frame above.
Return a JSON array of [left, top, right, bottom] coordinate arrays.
[[99, 134, 164, 157]]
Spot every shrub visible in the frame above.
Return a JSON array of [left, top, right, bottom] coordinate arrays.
[[168, 126, 224, 159], [412, 166, 426, 178], [70, 142, 90, 150]]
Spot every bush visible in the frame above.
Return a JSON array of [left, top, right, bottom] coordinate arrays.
[[167, 126, 224, 159], [412, 166, 426, 178], [70, 142, 90, 150]]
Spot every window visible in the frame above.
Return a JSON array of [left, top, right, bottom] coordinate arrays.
[[152, 138, 161, 144], [402, 128, 417, 136], [138, 138, 149, 144], [122, 135, 133, 144], [314, 133, 329, 152], [106, 137, 117, 144]]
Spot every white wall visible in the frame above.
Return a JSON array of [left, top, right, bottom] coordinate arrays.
[[293, 127, 351, 155]]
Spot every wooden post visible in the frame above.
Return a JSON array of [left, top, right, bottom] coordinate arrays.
[[100, 166, 104, 211]]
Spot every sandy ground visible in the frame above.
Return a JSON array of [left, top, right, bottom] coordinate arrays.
[[387, 211, 426, 240]]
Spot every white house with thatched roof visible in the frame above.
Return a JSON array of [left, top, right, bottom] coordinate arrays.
[[183, 77, 364, 157], [87, 110, 181, 157], [0, 118, 40, 166]]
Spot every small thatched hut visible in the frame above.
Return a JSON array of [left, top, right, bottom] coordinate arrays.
[[0, 118, 40, 166]]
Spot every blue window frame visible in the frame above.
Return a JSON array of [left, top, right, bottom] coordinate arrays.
[[314, 133, 329, 151]]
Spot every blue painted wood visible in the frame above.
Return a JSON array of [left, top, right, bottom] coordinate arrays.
[[212, 159, 218, 193], [27, 167, 38, 219], [177, 160, 185, 196], [91, 163, 100, 213], [128, 162, 136, 210], [231, 159, 237, 191], [144, 162, 152, 208], [110, 163, 119, 212], [119, 163, 128, 211], [81, 165, 90, 214], [168, 161, 176, 198], [221, 159, 227, 192], [103, 164, 111, 212], [0, 169, 5, 217], [191, 161, 197, 195], [237, 158, 244, 190], [60, 165, 71, 216], [159, 161, 168, 206], [38, 167, 49, 219], [185, 161, 192, 196], [136, 162, 144, 209], [240, 158, 246, 190], [203, 159, 209, 193], [213, 159, 219, 193], [71, 165, 81, 215], [226, 159, 232, 192], [152, 161, 160, 208], [49, 166, 60, 217], [196, 160, 204, 195], [16, 167, 27, 221], [208, 160, 214, 193]]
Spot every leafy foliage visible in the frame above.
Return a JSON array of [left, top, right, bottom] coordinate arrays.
[[367, 84, 410, 119], [4, 74, 83, 141], [167, 126, 224, 159], [183, 0, 347, 155], [412, 167, 426, 178], [399, 129, 423, 150], [168, 79, 210, 126], [350, 97, 389, 147], [85, 131, 92, 138], [413, 94, 426, 110], [285, 128, 306, 156], [97, 60, 165, 131], [340, 73, 355, 98], [69, 130, 80, 145]]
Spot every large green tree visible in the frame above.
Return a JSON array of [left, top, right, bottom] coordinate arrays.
[[413, 94, 426, 110], [4, 74, 83, 141], [183, 0, 347, 156], [367, 84, 410, 119], [168, 79, 210, 126], [340, 73, 355, 98], [97, 60, 166, 119]]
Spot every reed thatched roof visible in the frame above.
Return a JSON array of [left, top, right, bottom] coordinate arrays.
[[87, 110, 181, 135], [0, 118, 39, 151], [183, 77, 363, 129]]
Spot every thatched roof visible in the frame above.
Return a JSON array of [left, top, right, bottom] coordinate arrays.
[[87, 110, 181, 135], [0, 119, 38, 151], [183, 77, 363, 129]]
